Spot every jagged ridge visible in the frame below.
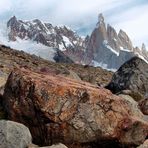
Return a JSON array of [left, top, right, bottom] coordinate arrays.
[[6, 14, 148, 70]]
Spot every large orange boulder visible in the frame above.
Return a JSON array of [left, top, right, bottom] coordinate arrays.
[[2, 68, 148, 147]]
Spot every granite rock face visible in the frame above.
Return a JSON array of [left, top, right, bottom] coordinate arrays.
[[118, 29, 133, 51], [0, 120, 32, 148], [3, 68, 148, 146]]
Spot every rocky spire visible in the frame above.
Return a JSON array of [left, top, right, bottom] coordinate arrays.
[[94, 13, 107, 43], [7, 16, 17, 28], [98, 13, 104, 24], [107, 24, 120, 51], [118, 29, 133, 51], [142, 43, 146, 51], [141, 43, 148, 58]]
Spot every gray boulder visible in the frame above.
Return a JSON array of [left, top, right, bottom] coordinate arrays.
[[137, 140, 148, 148], [0, 120, 32, 148], [28, 143, 68, 148], [118, 94, 144, 118]]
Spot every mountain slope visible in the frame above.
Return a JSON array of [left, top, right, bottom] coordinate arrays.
[[0, 44, 113, 90]]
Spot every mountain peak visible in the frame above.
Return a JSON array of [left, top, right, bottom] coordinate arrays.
[[11, 15, 17, 20], [96, 13, 105, 28], [7, 16, 18, 28], [118, 29, 133, 50], [142, 43, 146, 51], [98, 13, 104, 23]]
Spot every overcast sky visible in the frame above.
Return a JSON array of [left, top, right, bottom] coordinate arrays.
[[0, 0, 148, 48]]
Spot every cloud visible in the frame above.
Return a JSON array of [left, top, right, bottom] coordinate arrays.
[[0, 0, 12, 14]]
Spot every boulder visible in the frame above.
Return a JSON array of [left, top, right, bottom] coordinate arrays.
[[137, 140, 148, 148], [106, 57, 148, 98], [139, 98, 148, 115], [3, 68, 148, 146], [28, 143, 68, 148], [53, 50, 74, 64], [0, 120, 32, 148], [117, 90, 144, 102], [66, 70, 81, 81], [118, 94, 144, 118]]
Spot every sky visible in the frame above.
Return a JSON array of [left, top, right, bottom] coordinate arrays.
[[0, 0, 148, 48]]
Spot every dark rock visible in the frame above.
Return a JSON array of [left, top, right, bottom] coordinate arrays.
[[53, 49, 74, 64], [3, 68, 148, 147], [28, 143, 68, 148], [0, 94, 7, 119], [106, 57, 148, 98], [139, 98, 148, 115]]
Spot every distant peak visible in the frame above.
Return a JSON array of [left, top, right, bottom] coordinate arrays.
[[142, 43, 146, 51], [96, 13, 105, 28], [7, 15, 18, 28], [107, 24, 114, 29], [33, 19, 41, 23], [98, 13, 104, 23], [10, 16, 17, 21], [118, 29, 128, 38], [119, 29, 125, 34]]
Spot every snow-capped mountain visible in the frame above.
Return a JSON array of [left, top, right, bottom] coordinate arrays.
[[7, 16, 86, 63], [5, 14, 148, 70]]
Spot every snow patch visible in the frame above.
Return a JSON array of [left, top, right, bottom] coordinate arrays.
[[103, 40, 119, 56], [135, 52, 148, 64], [0, 25, 56, 62], [22, 23, 29, 30], [113, 38, 117, 41], [59, 43, 66, 51], [62, 36, 73, 47], [120, 47, 132, 52]]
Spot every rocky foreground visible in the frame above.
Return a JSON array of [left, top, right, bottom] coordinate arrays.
[[0, 45, 148, 148], [1, 67, 148, 148]]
